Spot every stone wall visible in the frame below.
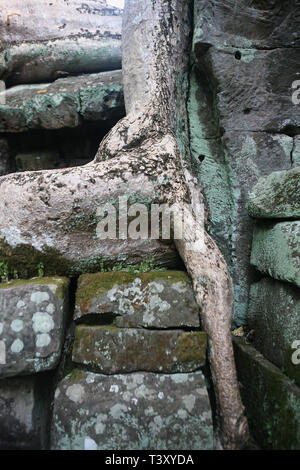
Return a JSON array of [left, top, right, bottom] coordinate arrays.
[[190, 0, 300, 326], [233, 167, 300, 449], [0, 271, 213, 450]]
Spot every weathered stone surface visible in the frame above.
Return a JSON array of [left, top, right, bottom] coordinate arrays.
[[195, 0, 300, 50], [247, 278, 300, 386], [0, 277, 69, 378], [189, 94, 292, 324], [74, 271, 200, 328], [0, 70, 124, 132], [72, 326, 206, 374], [51, 370, 213, 450], [204, 48, 299, 134], [0, 374, 51, 449], [233, 337, 300, 450], [0, 139, 10, 176], [247, 167, 300, 219], [190, 0, 297, 325], [251, 221, 300, 287], [0, 1, 122, 85]]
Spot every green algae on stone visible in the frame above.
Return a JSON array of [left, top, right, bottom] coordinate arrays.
[[247, 167, 300, 219], [177, 332, 207, 364], [250, 221, 300, 287]]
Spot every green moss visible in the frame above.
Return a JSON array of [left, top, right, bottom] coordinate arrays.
[[65, 368, 86, 384], [177, 332, 207, 364], [0, 238, 73, 278], [76, 270, 190, 311], [0, 275, 69, 298], [0, 238, 122, 279]]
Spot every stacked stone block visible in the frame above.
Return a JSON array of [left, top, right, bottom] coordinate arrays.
[[51, 271, 213, 450], [0, 277, 69, 449], [233, 167, 300, 449]]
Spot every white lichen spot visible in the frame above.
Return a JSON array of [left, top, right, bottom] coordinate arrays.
[[36, 333, 51, 348], [182, 394, 196, 413], [110, 384, 119, 393], [46, 303, 55, 314], [94, 414, 108, 435], [149, 282, 164, 294], [144, 406, 155, 416], [11, 319, 24, 332], [171, 374, 187, 384], [48, 284, 58, 294], [172, 281, 187, 293], [149, 415, 163, 432], [84, 437, 97, 450], [110, 403, 128, 419], [66, 384, 85, 404], [54, 388, 60, 399], [16, 300, 25, 309], [32, 312, 54, 333], [158, 392, 164, 400], [11, 338, 24, 353], [30, 291, 50, 304], [0, 322, 3, 335], [122, 391, 131, 402], [94, 421, 106, 435], [177, 409, 188, 419], [135, 384, 151, 399], [86, 374, 95, 384]]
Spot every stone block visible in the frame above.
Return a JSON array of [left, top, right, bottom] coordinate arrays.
[[0, 277, 69, 378], [74, 271, 200, 328], [72, 326, 207, 374], [247, 278, 300, 386], [233, 337, 300, 450], [51, 369, 213, 450], [251, 221, 300, 287]]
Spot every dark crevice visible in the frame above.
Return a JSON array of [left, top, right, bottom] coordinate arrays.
[[71, 362, 206, 377], [47, 276, 78, 449]]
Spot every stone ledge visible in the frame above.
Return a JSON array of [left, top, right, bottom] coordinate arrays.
[[0, 70, 124, 132]]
